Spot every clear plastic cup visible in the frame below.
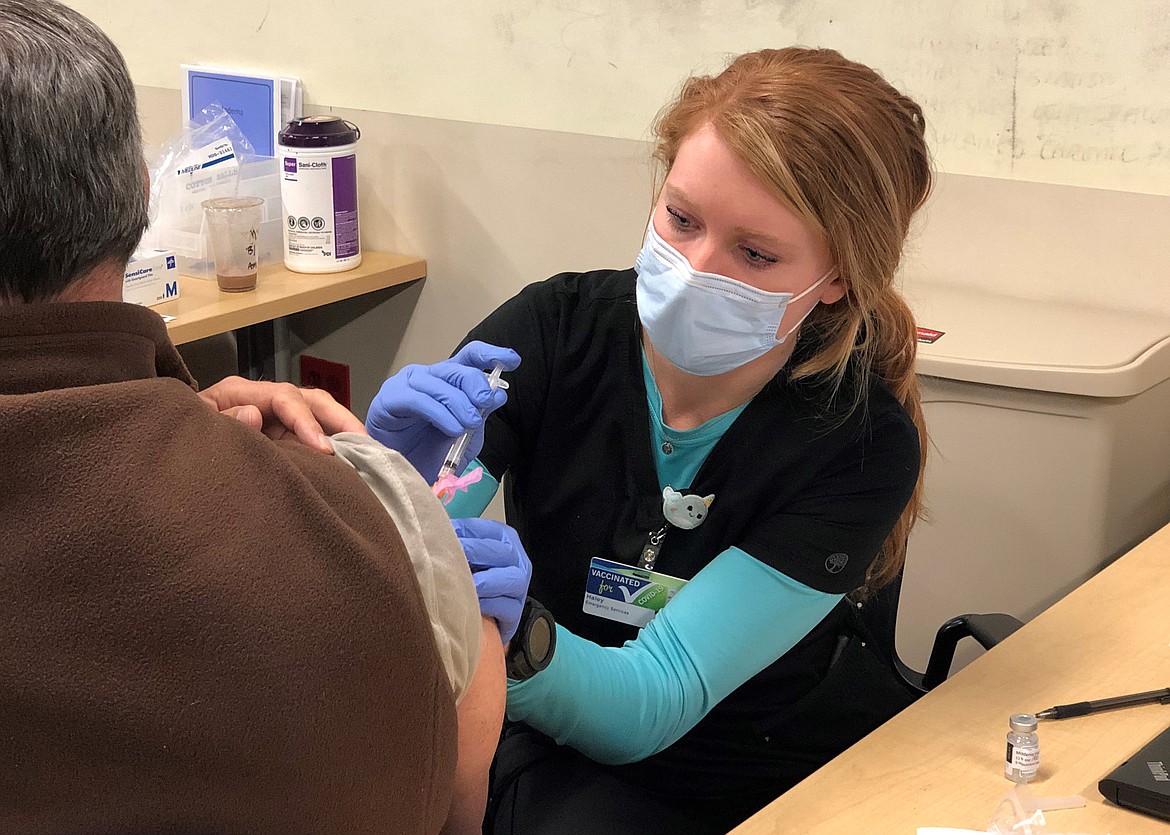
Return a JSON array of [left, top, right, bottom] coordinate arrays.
[[202, 196, 264, 292]]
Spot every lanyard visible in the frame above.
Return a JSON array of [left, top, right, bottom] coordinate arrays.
[[638, 525, 669, 570]]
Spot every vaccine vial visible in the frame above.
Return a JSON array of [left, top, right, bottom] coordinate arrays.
[[1005, 713, 1040, 783]]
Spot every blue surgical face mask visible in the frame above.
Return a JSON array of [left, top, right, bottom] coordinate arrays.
[[635, 222, 834, 376]]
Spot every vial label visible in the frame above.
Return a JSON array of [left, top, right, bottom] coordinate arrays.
[[1005, 740, 1039, 781]]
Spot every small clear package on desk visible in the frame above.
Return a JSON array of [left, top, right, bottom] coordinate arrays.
[[917, 785, 1088, 835], [988, 784, 1087, 835]]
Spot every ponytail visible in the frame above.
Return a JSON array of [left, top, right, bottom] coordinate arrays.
[[861, 288, 927, 591], [789, 285, 927, 592]]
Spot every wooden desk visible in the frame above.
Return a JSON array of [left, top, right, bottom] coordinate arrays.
[[156, 251, 427, 377], [734, 524, 1170, 834]]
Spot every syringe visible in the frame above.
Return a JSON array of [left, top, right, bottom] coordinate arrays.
[[434, 361, 508, 484]]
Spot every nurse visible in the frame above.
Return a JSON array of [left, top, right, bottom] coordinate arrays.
[[367, 47, 931, 833]]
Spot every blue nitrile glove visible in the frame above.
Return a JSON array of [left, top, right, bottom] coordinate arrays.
[[366, 341, 521, 483], [451, 517, 532, 644]]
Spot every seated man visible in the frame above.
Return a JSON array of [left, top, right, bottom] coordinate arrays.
[[0, 2, 507, 832]]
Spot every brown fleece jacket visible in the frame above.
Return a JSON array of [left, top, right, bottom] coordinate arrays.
[[0, 301, 456, 834]]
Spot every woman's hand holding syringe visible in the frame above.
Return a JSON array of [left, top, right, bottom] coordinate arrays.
[[365, 341, 520, 484]]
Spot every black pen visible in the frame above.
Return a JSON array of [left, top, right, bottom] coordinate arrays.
[[1035, 687, 1170, 720]]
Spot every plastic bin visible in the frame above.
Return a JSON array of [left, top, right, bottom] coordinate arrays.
[[896, 282, 1170, 671]]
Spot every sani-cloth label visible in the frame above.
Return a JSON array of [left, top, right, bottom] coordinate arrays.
[[281, 152, 359, 262]]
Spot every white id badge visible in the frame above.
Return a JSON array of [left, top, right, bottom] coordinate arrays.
[[582, 557, 688, 628]]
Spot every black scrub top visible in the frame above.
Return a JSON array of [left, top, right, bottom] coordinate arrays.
[[461, 269, 920, 802]]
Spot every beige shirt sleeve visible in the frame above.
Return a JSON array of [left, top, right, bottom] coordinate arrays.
[[329, 432, 481, 703]]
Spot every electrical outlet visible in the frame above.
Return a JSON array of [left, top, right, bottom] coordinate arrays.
[[299, 354, 351, 410]]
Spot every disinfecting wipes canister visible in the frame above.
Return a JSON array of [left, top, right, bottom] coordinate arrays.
[[278, 116, 361, 273]]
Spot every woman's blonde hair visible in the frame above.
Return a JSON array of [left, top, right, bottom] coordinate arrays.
[[652, 47, 931, 591]]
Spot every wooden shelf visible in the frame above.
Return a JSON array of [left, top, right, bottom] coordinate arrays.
[[158, 250, 427, 345]]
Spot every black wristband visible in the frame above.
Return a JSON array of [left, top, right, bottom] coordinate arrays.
[[505, 597, 556, 682]]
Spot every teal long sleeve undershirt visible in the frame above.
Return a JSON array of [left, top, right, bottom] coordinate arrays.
[[441, 459, 841, 765], [505, 547, 841, 765]]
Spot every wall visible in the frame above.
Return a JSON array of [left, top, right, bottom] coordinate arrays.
[[72, 0, 1170, 195]]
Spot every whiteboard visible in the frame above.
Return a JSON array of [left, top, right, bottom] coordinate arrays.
[[69, 0, 1170, 195]]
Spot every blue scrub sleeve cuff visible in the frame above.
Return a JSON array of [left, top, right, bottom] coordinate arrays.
[[442, 458, 500, 519], [505, 547, 843, 764]]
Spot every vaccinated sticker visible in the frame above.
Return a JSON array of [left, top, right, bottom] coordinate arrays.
[[583, 557, 688, 628]]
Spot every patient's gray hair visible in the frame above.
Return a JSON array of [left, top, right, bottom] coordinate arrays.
[[0, 0, 147, 302]]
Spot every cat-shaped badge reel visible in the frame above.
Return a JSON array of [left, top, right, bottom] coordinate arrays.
[[662, 486, 714, 530]]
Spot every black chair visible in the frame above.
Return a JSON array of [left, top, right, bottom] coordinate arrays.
[[854, 570, 1024, 697]]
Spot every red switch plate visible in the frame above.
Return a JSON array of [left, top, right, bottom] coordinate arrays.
[[299, 354, 351, 410]]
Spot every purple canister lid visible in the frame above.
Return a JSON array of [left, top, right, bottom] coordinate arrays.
[[278, 115, 360, 148]]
